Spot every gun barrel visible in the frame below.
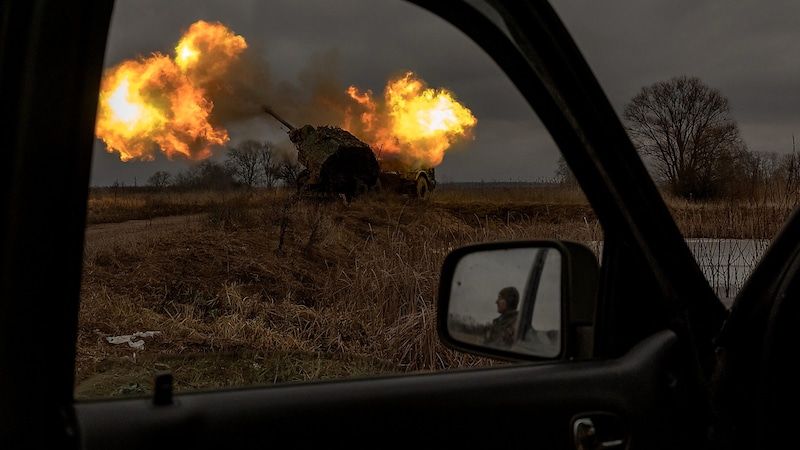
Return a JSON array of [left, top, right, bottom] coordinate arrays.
[[262, 106, 295, 131]]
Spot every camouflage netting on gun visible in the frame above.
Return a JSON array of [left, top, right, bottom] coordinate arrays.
[[288, 124, 379, 197], [289, 125, 373, 177], [319, 146, 380, 195]]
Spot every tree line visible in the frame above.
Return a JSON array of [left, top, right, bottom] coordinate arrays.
[[145, 140, 302, 191], [558, 75, 800, 202], [146, 75, 799, 202]]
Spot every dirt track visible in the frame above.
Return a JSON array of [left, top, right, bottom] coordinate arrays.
[[83, 214, 205, 250]]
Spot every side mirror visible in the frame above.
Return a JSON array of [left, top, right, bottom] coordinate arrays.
[[437, 240, 599, 361]]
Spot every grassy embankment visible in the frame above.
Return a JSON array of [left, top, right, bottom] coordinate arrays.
[[75, 183, 795, 398]]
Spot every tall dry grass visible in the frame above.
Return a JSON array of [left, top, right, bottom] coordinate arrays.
[[78, 188, 513, 397], [76, 183, 796, 398], [433, 182, 588, 204]]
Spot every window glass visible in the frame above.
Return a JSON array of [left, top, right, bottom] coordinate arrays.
[[76, 0, 599, 399], [551, 1, 798, 308]]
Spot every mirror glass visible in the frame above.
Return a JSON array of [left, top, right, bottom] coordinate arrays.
[[446, 247, 561, 358]]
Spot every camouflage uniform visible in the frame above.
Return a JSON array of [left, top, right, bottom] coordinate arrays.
[[485, 309, 520, 347]]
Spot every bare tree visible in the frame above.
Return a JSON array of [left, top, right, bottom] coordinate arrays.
[[147, 171, 172, 189], [623, 76, 746, 199], [173, 160, 237, 190], [226, 140, 268, 189], [555, 156, 578, 186], [199, 160, 238, 190], [779, 149, 800, 202], [258, 141, 279, 189], [278, 159, 303, 191]]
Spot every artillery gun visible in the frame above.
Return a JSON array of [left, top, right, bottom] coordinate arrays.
[[376, 158, 437, 200], [263, 106, 379, 201], [263, 106, 435, 200]]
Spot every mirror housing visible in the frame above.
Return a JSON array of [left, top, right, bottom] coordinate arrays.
[[437, 240, 599, 362]]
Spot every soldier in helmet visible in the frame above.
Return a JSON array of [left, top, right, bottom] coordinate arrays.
[[484, 286, 520, 348]]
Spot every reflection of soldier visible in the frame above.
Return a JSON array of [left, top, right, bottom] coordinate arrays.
[[484, 287, 520, 347]]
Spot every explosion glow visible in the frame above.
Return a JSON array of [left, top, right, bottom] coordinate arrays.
[[95, 21, 476, 169], [345, 72, 477, 169], [95, 21, 246, 161]]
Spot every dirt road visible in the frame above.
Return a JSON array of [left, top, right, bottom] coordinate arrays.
[[83, 215, 205, 250]]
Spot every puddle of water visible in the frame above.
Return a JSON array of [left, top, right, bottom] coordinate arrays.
[[686, 239, 769, 305], [591, 239, 770, 308]]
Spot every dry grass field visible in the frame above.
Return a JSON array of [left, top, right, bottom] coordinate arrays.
[[75, 183, 795, 399]]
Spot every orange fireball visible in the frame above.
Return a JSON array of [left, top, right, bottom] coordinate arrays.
[[95, 20, 246, 162], [345, 72, 477, 169]]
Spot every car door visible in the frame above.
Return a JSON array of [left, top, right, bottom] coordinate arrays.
[[1, 1, 759, 449]]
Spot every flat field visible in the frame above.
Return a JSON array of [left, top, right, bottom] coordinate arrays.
[[75, 183, 793, 398]]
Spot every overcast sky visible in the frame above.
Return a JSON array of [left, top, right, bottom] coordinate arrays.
[[90, 0, 800, 187]]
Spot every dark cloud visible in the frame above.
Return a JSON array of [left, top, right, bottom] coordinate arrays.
[[551, 0, 800, 156], [93, 0, 541, 186], [91, 0, 800, 186]]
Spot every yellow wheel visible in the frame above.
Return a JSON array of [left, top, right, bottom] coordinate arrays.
[[416, 176, 429, 199]]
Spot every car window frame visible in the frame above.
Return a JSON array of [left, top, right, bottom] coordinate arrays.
[[1, 1, 735, 447]]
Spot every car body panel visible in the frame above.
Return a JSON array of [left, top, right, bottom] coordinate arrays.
[[0, 2, 113, 448], [76, 330, 680, 448]]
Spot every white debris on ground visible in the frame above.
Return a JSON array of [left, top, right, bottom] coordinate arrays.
[[106, 331, 161, 349]]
